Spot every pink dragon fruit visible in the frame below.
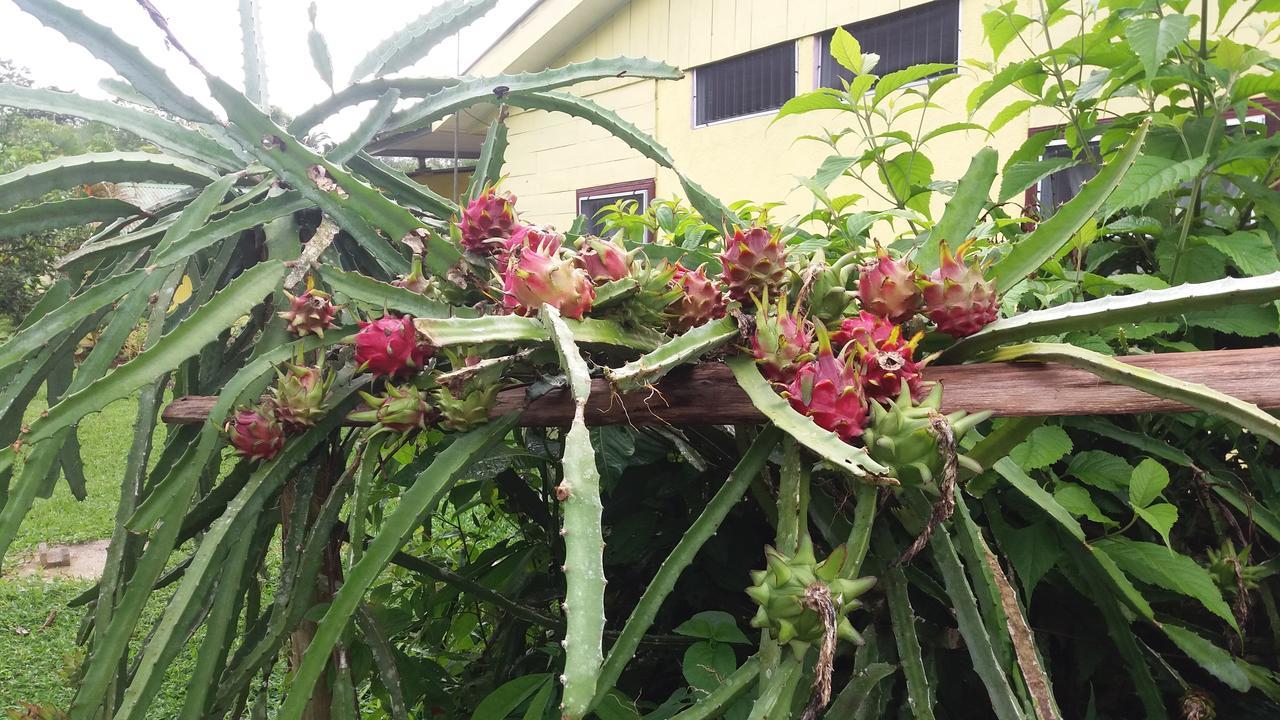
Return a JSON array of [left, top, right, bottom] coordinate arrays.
[[782, 330, 869, 442], [575, 236, 632, 282], [751, 293, 813, 384], [459, 187, 517, 255], [501, 234, 594, 319], [854, 325, 925, 404], [271, 363, 333, 431], [829, 310, 896, 352], [857, 246, 923, 323], [354, 315, 431, 378], [278, 289, 340, 338], [719, 226, 789, 303], [350, 383, 433, 433], [921, 240, 999, 338], [666, 263, 727, 333], [497, 224, 562, 269], [227, 406, 286, 462]]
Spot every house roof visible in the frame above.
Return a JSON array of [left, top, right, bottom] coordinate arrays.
[[371, 0, 629, 158]]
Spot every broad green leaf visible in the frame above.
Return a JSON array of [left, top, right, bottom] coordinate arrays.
[[984, 342, 1280, 445], [773, 90, 847, 122], [1127, 458, 1168, 508], [1009, 425, 1072, 470], [1054, 484, 1114, 525], [1161, 624, 1250, 691], [1125, 15, 1193, 82], [1185, 303, 1279, 337], [998, 521, 1062, 598], [281, 417, 518, 720], [673, 611, 751, 645], [874, 63, 955, 104], [1067, 450, 1132, 492], [471, 674, 552, 720], [683, 641, 737, 695], [1231, 72, 1280, 102], [982, 6, 1032, 60], [992, 122, 1147, 293], [350, 0, 498, 82], [0, 197, 141, 240], [1103, 154, 1206, 212], [944, 272, 1280, 357], [921, 147, 997, 271], [967, 60, 1042, 113], [814, 155, 858, 189], [829, 28, 863, 74], [998, 157, 1078, 203], [0, 152, 217, 210], [1096, 538, 1237, 630], [1134, 503, 1178, 547], [0, 84, 241, 169], [993, 458, 1085, 541], [1201, 230, 1280, 276], [12, 0, 216, 123], [988, 99, 1037, 133], [880, 151, 934, 209]]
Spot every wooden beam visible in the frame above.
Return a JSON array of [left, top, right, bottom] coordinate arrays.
[[160, 347, 1280, 427]]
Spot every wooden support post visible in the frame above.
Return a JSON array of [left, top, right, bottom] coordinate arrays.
[[160, 347, 1280, 427]]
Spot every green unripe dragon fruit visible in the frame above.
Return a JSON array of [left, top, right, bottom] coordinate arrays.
[[270, 363, 333, 431], [350, 383, 434, 433], [750, 292, 813, 384], [227, 405, 285, 462], [805, 251, 859, 323], [666, 263, 726, 333], [782, 328, 869, 442], [861, 384, 990, 487], [278, 289, 340, 338], [920, 240, 999, 338], [746, 535, 875, 652], [459, 187, 517, 255], [719, 226, 789, 304], [857, 246, 923, 324], [433, 350, 510, 431]]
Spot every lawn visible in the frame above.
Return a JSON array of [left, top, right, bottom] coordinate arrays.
[[1, 392, 196, 716]]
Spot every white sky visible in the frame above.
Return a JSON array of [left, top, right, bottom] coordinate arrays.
[[0, 0, 535, 134]]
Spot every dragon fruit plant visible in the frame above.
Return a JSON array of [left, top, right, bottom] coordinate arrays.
[[501, 231, 596, 318], [350, 383, 434, 433], [271, 363, 333, 431], [720, 225, 790, 303], [920, 240, 1000, 338], [857, 246, 923, 323], [459, 186, 519, 255], [751, 293, 814, 383], [782, 329, 870, 441], [278, 289, 340, 337], [355, 315, 432, 377], [575, 235, 633, 282], [227, 405, 286, 462], [667, 262, 728, 333]]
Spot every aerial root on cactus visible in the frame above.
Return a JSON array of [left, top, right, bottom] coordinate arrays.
[[799, 582, 837, 720], [894, 411, 958, 567]]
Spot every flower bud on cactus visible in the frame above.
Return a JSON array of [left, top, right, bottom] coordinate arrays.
[[350, 383, 433, 433], [278, 289, 340, 338], [751, 293, 813, 384], [575, 236, 632, 282], [853, 324, 925, 404], [861, 384, 991, 487], [502, 234, 595, 319], [783, 329, 869, 441], [459, 187, 517, 255], [355, 315, 431, 378], [719, 226, 789, 303], [271, 363, 332, 431], [920, 240, 999, 338], [666, 263, 727, 333], [807, 251, 859, 323], [393, 255, 432, 294], [746, 535, 874, 651], [857, 246, 923, 323], [227, 406, 285, 462]]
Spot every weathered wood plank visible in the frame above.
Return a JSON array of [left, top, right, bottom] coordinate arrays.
[[160, 347, 1280, 427]]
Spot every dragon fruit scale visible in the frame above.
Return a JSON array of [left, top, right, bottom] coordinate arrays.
[[855, 324, 925, 404], [459, 187, 517, 255], [278, 289, 340, 338], [719, 226, 789, 304], [350, 384, 433, 433], [227, 405, 286, 462], [575, 236, 632, 282], [861, 384, 991, 487], [667, 263, 727, 333], [501, 234, 594, 319], [354, 315, 431, 378], [782, 329, 869, 442], [271, 363, 333, 431], [829, 310, 895, 352], [751, 293, 813, 384], [921, 240, 999, 338], [857, 246, 923, 324]]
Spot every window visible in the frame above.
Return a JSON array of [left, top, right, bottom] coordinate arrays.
[[1037, 141, 1101, 215], [576, 179, 655, 238], [818, 0, 959, 89], [693, 41, 796, 126]]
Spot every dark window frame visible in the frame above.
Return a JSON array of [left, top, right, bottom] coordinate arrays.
[[1022, 97, 1280, 219], [692, 41, 797, 127], [576, 178, 656, 239], [816, 0, 961, 91]]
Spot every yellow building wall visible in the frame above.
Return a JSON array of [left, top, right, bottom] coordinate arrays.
[[493, 0, 1273, 230], [412, 169, 474, 202]]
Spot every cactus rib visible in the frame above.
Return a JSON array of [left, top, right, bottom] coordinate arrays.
[[605, 316, 738, 393], [415, 315, 664, 351]]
